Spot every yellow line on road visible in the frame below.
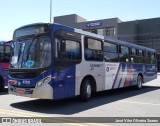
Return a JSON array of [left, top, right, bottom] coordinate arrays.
[[0, 109, 49, 117], [0, 111, 31, 117]]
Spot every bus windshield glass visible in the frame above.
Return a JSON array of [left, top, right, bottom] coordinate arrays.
[[10, 36, 51, 69]]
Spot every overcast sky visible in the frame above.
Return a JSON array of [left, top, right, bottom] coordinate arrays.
[[0, 0, 159, 41]]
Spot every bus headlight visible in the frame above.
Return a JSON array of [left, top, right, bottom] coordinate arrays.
[[36, 75, 52, 87]]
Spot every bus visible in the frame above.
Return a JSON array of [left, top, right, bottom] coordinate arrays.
[[0, 41, 11, 91], [8, 23, 157, 101]]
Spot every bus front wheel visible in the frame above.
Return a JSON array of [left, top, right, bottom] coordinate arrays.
[[80, 79, 92, 101]]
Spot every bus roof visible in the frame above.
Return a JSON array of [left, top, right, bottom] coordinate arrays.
[[14, 23, 156, 53], [104, 36, 156, 53], [0, 41, 5, 45], [73, 25, 156, 53]]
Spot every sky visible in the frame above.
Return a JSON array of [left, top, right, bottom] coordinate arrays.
[[0, 0, 160, 41]]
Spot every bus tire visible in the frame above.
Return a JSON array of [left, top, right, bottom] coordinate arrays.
[[0, 77, 4, 92], [80, 78, 92, 101], [136, 75, 143, 89]]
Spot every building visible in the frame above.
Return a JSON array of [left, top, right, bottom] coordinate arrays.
[[118, 18, 160, 51], [54, 14, 122, 38], [54, 14, 160, 70], [54, 14, 160, 50], [117, 18, 160, 71]]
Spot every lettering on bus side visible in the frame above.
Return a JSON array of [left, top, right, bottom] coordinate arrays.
[[106, 64, 118, 72], [90, 63, 103, 70]]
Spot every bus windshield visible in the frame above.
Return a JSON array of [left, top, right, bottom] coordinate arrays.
[[10, 36, 51, 69]]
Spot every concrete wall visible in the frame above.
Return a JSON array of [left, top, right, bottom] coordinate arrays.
[[54, 14, 160, 52], [54, 14, 77, 27], [54, 14, 121, 38], [117, 18, 160, 51], [117, 21, 138, 43], [54, 14, 120, 29]]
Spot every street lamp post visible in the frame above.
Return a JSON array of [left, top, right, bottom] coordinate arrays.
[[50, 0, 52, 23]]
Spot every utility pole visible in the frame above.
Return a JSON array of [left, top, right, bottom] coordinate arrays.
[[50, 0, 52, 23]]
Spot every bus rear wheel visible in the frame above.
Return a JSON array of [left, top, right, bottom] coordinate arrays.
[[80, 78, 92, 101], [136, 75, 143, 89]]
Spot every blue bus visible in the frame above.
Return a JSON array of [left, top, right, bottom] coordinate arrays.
[[0, 41, 11, 91], [8, 23, 157, 101]]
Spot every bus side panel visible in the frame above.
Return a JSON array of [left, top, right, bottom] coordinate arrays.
[[107, 63, 138, 89], [143, 64, 157, 83], [104, 63, 138, 90], [81, 62, 104, 92], [117, 63, 157, 88], [119, 63, 141, 88], [75, 62, 105, 96], [64, 66, 76, 98], [52, 24, 77, 99], [0, 63, 9, 88], [75, 54, 105, 95], [104, 63, 120, 90], [52, 66, 76, 100], [75, 63, 83, 96]]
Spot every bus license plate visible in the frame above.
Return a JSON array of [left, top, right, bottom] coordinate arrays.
[[16, 89, 25, 94]]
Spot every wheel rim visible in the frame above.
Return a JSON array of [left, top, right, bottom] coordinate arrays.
[[138, 77, 142, 88], [86, 81, 91, 97]]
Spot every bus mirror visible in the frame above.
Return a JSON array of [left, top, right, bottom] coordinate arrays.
[[11, 41, 15, 49]]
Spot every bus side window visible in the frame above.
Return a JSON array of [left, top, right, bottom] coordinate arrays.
[[150, 53, 156, 64], [4, 46, 11, 62], [54, 37, 81, 72], [144, 51, 150, 64], [55, 38, 81, 60], [138, 49, 144, 63], [63, 40, 81, 60], [0, 45, 11, 63], [119, 46, 129, 62], [84, 37, 103, 61], [130, 48, 137, 63], [103, 41, 118, 62], [0, 45, 4, 62], [54, 38, 61, 58]]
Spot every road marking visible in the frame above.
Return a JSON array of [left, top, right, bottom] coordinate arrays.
[[0, 109, 50, 117], [65, 123, 111, 126], [119, 100, 160, 106], [0, 109, 110, 126], [0, 111, 28, 117]]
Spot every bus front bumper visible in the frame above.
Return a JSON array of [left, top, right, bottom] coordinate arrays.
[[8, 84, 53, 99]]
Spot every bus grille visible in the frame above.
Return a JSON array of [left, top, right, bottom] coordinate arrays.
[[9, 72, 38, 79]]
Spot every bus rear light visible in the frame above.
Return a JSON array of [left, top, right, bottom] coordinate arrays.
[[8, 80, 17, 85]]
